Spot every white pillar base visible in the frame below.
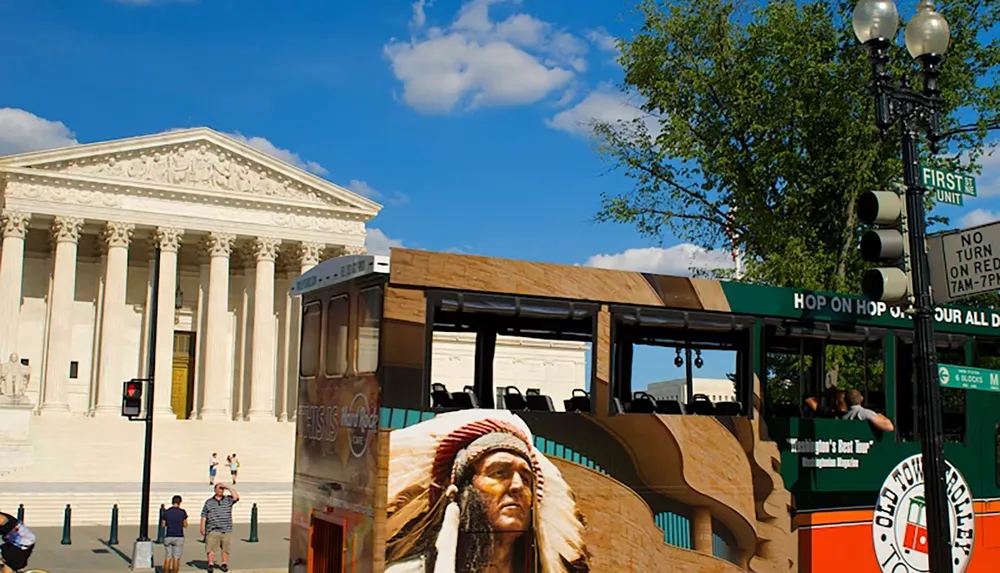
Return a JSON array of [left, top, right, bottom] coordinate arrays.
[[39, 402, 71, 415], [198, 408, 231, 421], [130, 540, 155, 572], [245, 409, 277, 422]]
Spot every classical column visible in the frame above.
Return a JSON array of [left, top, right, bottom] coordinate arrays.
[[153, 228, 184, 418], [41, 216, 84, 414], [234, 250, 254, 419], [199, 232, 235, 421], [247, 237, 281, 421], [95, 222, 136, 415], [0, 211, 31, 360], [192, 254, 210, 418], [286, 242, 324, 421]]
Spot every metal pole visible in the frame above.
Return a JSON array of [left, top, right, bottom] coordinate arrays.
[[901, 128, 951, 573], [685, 347, 694, 403], [137, 246, 161, 542]]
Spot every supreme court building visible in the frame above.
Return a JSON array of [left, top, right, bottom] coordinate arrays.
[[0, 128, 377, 422]]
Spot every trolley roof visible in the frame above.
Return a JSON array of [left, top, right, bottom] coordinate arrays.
[[290, 254, 390, 297]]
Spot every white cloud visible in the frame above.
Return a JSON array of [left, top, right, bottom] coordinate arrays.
[[585, 28, 617, 53], [546, 85, 659, 138], [227, 132, 328, 175], [959, 209, 1000, 228], [366, 228, 404, 255], [0, 108, 79, 156], [969, 150, 1000, 197], [384, 0, 584, 114], [584, 244, 735, 276], [347, 179, 409, 206]]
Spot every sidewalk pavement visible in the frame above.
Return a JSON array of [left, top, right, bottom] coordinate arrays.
[[27, 521, 288, 573]]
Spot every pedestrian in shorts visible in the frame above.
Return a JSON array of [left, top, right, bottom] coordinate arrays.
[[201, 483, 239, 573], [161, 495, 188, 573]]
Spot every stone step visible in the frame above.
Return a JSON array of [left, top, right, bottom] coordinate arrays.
[[1, 491, 292, 527]]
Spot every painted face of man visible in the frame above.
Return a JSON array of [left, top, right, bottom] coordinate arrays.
[[471, 450, 534, 533]]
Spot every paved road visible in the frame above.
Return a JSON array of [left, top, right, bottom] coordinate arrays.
[[26, 521, 288, 573]]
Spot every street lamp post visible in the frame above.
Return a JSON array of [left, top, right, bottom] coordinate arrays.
[[854, 1, 952, 572]]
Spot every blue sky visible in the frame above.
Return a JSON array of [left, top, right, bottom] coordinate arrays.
[[0, 0, 996, 392]]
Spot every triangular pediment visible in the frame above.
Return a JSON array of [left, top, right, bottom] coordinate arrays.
[[0, 127, 381, 216]]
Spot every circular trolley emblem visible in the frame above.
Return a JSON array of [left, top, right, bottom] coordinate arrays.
[[938, 366, 951, 386], [344, 393, 378, 459], [872, 454, 975, 572]]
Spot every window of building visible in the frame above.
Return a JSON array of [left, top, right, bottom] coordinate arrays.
[[764, 323, 886, 419], [610, 307, 751, 416], [357, 287, 383, 373], [325, 295, 350, 377], [300, 302, 322, 378]]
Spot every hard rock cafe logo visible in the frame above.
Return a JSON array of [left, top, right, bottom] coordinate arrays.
[[872, 455, 975, 573], [298, 392, 379, 458], [343, 393, 378, 458]]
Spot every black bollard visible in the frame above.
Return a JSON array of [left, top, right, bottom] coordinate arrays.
[[60, 504, 72, 545], [248, 503, 259, 543], [109, 504, 119, 545], [155, 504, 166, 544], [16, 503, 24, 523]]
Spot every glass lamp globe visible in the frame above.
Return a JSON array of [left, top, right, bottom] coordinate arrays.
[[853, 0, 900, 44], [905, 0, 951, 58]]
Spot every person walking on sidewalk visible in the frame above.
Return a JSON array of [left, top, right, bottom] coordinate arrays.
[[161, 495, 188, 573], [201, 483, 239, 573]]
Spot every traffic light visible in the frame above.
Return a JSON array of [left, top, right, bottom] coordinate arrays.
[[858, 187, 912, 302], [122, 379, 145, 418]]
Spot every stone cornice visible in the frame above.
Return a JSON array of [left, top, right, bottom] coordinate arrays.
[[0, 127, 382, 216], [0, 167, 372, 222]]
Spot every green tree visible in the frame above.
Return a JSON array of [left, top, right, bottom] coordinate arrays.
[[592, 0, 1000, 389], [593, 0, 999, 291]]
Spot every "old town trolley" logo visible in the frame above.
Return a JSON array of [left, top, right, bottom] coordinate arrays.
[[872, 454, 975, 572]]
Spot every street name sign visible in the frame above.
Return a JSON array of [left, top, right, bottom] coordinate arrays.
[[938, 363, 1000, 393], [927, 221, 1000, 303], [921, 166, 977, 197]]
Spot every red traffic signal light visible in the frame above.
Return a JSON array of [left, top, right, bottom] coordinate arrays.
[[122, 379, 144, 418]]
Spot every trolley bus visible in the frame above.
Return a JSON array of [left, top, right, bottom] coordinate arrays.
[[288, 248, 1000, 573]]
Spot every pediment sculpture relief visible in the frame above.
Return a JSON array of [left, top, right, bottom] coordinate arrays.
[[35, 143, 343, 205]]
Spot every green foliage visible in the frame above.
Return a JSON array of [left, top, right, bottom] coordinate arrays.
[[593, 0, 1000, 292]]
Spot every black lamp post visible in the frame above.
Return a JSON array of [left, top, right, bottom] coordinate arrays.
[[853, 1, 952, 571]]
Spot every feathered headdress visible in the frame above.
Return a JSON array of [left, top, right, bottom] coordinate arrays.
[[386, 409, 587, 573]]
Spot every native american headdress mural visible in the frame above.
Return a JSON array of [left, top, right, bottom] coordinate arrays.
[[384, 409, 590, 573]]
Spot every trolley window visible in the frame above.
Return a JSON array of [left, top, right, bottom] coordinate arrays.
[[357, 286, 383, 374], [300, 301, 322, 378], [325, 295, 350, 377]]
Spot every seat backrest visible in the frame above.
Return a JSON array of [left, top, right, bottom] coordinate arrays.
[[714, 401, 742, 416], [655, 400, 685, 415], [525, 393, 555, 412], [565, 395, 592, 413], [687, 394, 716, 415], [502, 386, 528, 410], [431, 383, 455, 408], [627, 392, 658, 414], [450, 387, 480, 409]]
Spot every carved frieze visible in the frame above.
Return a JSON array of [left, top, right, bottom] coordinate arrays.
[[102, 221, 136, 249], [1, 211, 31, 239], [33, 143, 343, 205], [342, 245, 367, 256], [271, 212, 363, 234], [51, 216, 84, 244], [4, 182, 123, 208]]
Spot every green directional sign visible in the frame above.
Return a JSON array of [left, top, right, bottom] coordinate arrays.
[[921, 166, 977, 207], [938, 363, 1000, 393]]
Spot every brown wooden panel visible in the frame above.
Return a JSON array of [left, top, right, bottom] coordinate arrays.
[[594, 307, 611, 417], [383, 286, 425, 323], [389, 248, 682, 306]]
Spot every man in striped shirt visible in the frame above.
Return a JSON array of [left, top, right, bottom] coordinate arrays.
[[200, 483, 239, 573]]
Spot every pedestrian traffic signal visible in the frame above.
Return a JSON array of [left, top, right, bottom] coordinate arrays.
[[858, 187, 912, 302], [122, 379, 144, 418]]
